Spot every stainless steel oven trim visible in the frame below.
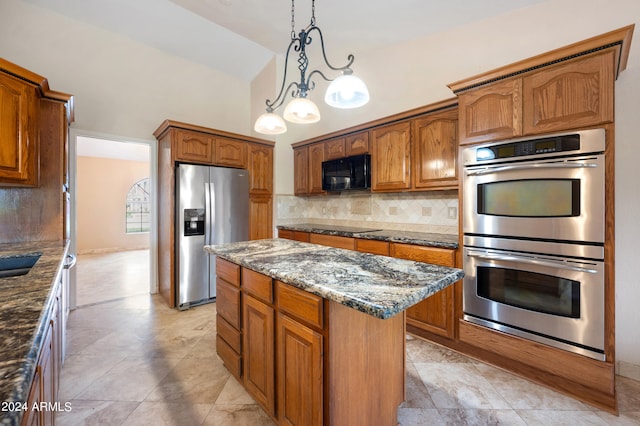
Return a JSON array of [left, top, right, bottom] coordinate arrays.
[[463, 235, 604, 260], [463, 314, 606, 361], [463, 245, 605, 355]]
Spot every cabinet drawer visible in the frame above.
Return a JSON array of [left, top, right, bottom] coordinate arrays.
[[390, 243, 456, 267], [216, 335, 242, 379], [276, 281, 324, 330], [216, 257, 240, 287], [309, 233, 355, 250], [216, 278, 241, 328], [243, 268, 273, 304], [355, 239, 390, 256], [278, 229, 294, 239], [217, 314, 241, 353]]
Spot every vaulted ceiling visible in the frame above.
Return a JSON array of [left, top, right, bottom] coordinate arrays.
[[23, 0, 548, 81]]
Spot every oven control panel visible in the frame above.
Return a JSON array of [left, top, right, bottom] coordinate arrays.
[[475, 134, 580, 161]]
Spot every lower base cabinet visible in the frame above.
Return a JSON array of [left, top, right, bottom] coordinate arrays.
[[215, 258, 405, 426], [22, 276, 63, 426], [277, 313, 323, 426]]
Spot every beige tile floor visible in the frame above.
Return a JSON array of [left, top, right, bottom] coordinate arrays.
[[58, 253, 640, 425]]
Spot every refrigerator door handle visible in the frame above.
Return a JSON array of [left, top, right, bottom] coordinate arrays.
[[204, 182, 211, 246]]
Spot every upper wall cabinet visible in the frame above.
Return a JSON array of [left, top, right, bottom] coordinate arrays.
[[0, 70, 39, 186], [457, 78, 522, 145], [412, 109, 458, 190], [292, 99, 459, 195], [371, 121, 412, 191], [175, 130, 215, 164], [451, 32, 625, 145], [522, 50, 614, 135]]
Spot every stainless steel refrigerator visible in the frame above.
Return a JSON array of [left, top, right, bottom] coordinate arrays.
[[175, 163, 249, 309]]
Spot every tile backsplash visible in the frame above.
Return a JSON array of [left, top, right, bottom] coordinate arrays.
[[276, 192, 459, 235]]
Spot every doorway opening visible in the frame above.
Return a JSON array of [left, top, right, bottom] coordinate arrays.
[[71, 133, 157, 308]]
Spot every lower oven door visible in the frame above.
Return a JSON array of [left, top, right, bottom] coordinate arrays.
[[463, 246, 605, 360]]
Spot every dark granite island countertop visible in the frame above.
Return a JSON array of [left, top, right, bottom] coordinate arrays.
[[0, 240, 69, 426], [276, 223, 459, 249], [204, 238, 463, 319]]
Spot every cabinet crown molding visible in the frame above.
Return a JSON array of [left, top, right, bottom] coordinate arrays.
[[448, 24, 634, 94]]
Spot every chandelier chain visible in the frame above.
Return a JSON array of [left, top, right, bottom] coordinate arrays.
[[311, 0, 316, 26], [290, 0, 295, 39]]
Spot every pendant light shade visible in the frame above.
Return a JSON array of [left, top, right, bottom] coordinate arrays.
[[324, 73, 370, 109], [283, 97, 321, 123], [254, 112, 287, 135]]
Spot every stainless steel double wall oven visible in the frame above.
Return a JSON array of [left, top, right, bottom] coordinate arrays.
[[462, 128, 607, 360]]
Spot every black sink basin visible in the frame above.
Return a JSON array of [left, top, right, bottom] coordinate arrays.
[[0, 252, 41, 278]]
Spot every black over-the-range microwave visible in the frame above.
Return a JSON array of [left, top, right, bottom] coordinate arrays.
[[321, 154, 371, 191]]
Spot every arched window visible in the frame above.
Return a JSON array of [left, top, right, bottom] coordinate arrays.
[[126, 178, 150, 233]]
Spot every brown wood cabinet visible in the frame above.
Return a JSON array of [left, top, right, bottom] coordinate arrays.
[[248, 144, 273, 196], [175, 130, 215, 164], [412, 108, 458, 190], [154, 120, 274, 307], [345, 131, 369, 156], [23, 272, 64, 426], [278, 229, 310, 242], [215, 137, 247, 168], [215, 259, 405, 425], [308, 233, 355, 250], [457, 50, 615, 145], [371, 120, 412, 191], [390, 243, 456, 339], [324, 137, 346, 160], [243, 294, 276, 417], [457, 78, 522, 145], [293, 146, 309, 196], [308, 143, 325, 195], [0, 59, 73, 244], [522, 50, 614, 135], [0, 70, 39, 187]]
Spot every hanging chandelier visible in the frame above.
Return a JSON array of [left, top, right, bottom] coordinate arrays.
[[254, 0, 370, 135]]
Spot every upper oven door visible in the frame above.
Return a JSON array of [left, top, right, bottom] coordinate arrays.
[[463, 152, 605, 243]]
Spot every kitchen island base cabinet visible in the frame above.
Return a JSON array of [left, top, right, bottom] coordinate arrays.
[[214, 258, 406, 426]]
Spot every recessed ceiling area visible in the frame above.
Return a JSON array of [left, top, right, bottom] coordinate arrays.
[[23, 0, 549, 82]]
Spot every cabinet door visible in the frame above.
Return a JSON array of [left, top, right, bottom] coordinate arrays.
[[293, 147, 309, 195], [0, 72, 39, 186], [309, 233, 355, 250], [324, 138, 346, 160], [175, 130, 215, 164], [215, 138, 246, 168], [243, 295, 276, 417], [249, 195, 272, 240], [390, 243, 456, 339], [523, 50, 614, 135], [277, 313, 323, 426], [412, 109, 458, 190], [247, 144, 273, 196], [345, 131, 369, 156], [458, 78, 523, 145], [371, 121, 411, 191], [308, 143, 325, 195]]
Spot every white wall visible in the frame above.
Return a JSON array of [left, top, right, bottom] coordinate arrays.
[[256, 0, 640, 375], [0, 0, 251, 140]]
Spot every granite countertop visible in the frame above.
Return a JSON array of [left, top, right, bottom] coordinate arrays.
[[205, 238, 464, 319], [276, 223, 459, 249], [0, 240, 69, 426]]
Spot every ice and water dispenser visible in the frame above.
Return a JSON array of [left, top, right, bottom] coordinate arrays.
[[183, 208, 205, 236]]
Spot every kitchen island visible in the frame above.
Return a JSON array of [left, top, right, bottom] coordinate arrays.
[[205, 238, 463, 425]]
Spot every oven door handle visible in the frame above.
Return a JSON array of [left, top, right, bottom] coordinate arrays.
[[466, 251, 599, 274], [465, 161, 598, 176]]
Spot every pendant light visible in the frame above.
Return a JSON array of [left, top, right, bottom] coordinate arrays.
[[254, 0, 369, 135]]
